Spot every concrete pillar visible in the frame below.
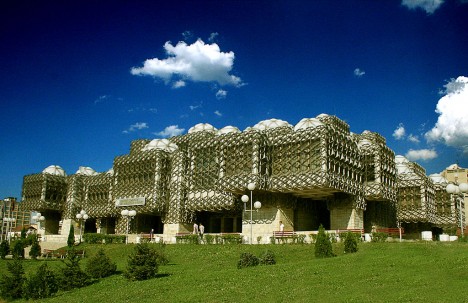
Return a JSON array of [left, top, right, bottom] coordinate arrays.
[[329, 199, 363, 229]]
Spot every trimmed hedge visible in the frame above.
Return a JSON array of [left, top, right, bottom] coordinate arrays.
[[82, 233, 126, 244]]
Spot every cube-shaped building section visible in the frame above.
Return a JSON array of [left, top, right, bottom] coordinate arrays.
[[20, 114, 466, 243]]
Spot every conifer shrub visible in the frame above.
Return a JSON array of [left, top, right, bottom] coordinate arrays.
[[11, 239, 25, 259], [314, 225, 335, 258], [124, 244, 159, 281], [0, 240, 9, 259], [259, 250, 276, 265], [343, 232, 358, 254], [29, 234, 42, 259], [237, 252, 260, 269], [0, 259, 25, 300], [23, 263, 58, 300], [58, 248, 91, 290], [86, 249, 117, 278], [67, 224, 75, 247], [371, 232, 388, 243]]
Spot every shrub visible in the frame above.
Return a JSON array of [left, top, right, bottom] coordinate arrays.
[[11, 239, 25, 259], [296, 234, 306, 244], [86, 249, 117, 279], [314, 225, 335, 258], [204, 234, 215, 244], [221, 234, 242, 244], [344, 232, 358, 254], [371, 232, 388, 243], [259, 250, 276, 265], [237, 252, 259, 269], [124, 244, 159, 281], [23, 263, 58, 300], [58, 248, 91, 290], [309, 234, 317, 243], [82, 233, 126, 244], [0, 240, 9, 259], [0, 259, 25, 300], [29, 234, 42, 259], [68, 224, 75, 247], [257, 236, 262, 244]]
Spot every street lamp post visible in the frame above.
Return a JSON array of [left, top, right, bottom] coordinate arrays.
[[241, 182, 261, 244], [446, 183, 468, 237], [75, 210, 88, 243], [121, 209, 137, 244]]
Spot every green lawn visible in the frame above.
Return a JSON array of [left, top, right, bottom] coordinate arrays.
[[2, 241, 468, 303]]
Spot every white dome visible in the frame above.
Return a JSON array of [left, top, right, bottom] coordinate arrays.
[[142, 139, 178, 152], [396, 163, 412, 174], [42, 165, 66, 177], [217, 126, 241, 135], [446, 163, 461, 170], [188, 123, 217, 134], [429, 173, 448, 184], [106, 168, 114, 176], [252, 118, 292, 131], [75, 166, 98, 176], [294, 118, 324, 131], [395, 155, 409, 164], [316, 113, 329, 119]]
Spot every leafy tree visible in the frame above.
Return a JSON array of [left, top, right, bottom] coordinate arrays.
[[23, 263, 58, 300], [58, 248, 91, 290], [124, 244, 159, 281], [11, 239, 25, 259], [0, 240, 9, 259], [67, 224, 75, 248], [344, 232, 358, 254], [29, 234, 42, 259], [0, 259, 25, 300], [86, 249, 117, 279], [314, 224, 335, 258]]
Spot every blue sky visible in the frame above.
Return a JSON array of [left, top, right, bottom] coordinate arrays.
[[1, 0, 468, 199]]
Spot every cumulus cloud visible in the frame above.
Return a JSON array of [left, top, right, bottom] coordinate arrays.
[[155, 125, 185, 137], [405, 149, 438, 161], [216, 89, 227, 99], [172, 80, 186, 88], [402, 0, 444, 14], [354, 68, 365, 77], [425, 76, 468, 153], [393, 124, 406, 140], [131, 39, 242, 87], [123, 122, 149, 134], [214, 110, 222, 117]]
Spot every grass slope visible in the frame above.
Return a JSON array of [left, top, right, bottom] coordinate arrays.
[[2, 242, 468, 303]]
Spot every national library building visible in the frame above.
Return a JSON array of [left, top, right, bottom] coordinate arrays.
[[19, 114, 467, 243]]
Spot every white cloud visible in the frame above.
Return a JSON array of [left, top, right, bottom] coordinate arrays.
[[214, 110, 222, 117], [354, 68, 365, 77], [393, 124, 406, 140], [402, 0, 444, 14], [216, 89, 227, 99], [123, 122, 149, 134], [408, 134, 420, 143], [208, 32, 219, 42], [172, 80, 186, 88], [131, 39, 242, 87], [425, 76, 468, 153], [405, 149, 438, 161], [94, 95, 110, 104], [182, 30, 193, 41], [189, 103, 202, 110], [155, 125, 185, 137]]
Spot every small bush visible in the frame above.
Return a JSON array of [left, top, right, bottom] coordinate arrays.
[[259, 250, 276, 265], [23, 263, 58, 300], [309, 234, 317, 243], [204, 234, 215, 244], [29, 235, 41, 259], [86, 249, 117, 279], [58, 248, 91, 290], [257, 236, 262, 244], [68, 224, 75, 247], [0, 240, 9, 259], [237, 252, 259, 269], [344, 232, 358, 254], [371, 232, 388, 243], [0, 259, 25, 300], [124, 244, 159, 281], [296, 234, 306, 244], [314, 225, 335, 258]]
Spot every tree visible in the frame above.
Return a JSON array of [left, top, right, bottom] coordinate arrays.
[[124, 244, 159, 281], [0, 259, 25, 300], [58, 248, 91, 290], [0, 240, 9, 259], [11, 239, 25, 259], [67, 224, 75, 248], [86, 249, 117, 279], [314, 224, 335, 258], [29, 234, 42, 259], [344, 232, 358, 254], [23, 263, 58, 299]]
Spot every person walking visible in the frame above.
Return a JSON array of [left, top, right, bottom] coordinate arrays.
[[193, 223, 199, 234], [199, 223, 205, 243]]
